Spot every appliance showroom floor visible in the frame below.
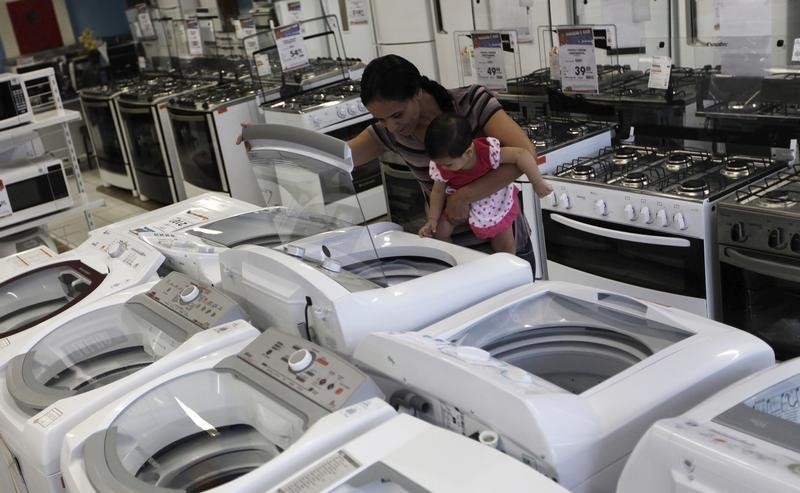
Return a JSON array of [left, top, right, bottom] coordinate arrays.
[[48, 168, 152, 250]]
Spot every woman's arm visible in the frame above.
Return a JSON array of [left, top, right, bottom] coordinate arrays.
[[445, 109, 537, 221], [347, 128, 387, 166]]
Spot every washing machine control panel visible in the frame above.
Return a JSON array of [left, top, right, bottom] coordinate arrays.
[[239, 330, 370, 412], [86, 230, 163, 271], [139, 271, 245, 329]]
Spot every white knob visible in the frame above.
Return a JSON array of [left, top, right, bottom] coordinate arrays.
[[594, 199, 608, 216], [311, 115, 321, 128], [108, 242, 126, 258], [558, 193, 571, 209], [503, 367, 532, 383], [455, 346, 491, 362], [288, 348, 314, 373], [347, 104, 358, 115], [336, 106, 347, 118], [357, 102, 366, 112], [656, 209, 669, 227], [180, 284, 201, 303], [624, 203, 637, 221], [322, 258, 342, 272], [640, 206, 653, 224], [674, 212, 687, 230], [549, 191, 558, 207]]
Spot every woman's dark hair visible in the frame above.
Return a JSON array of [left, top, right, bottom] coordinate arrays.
[[424, 113, 472, 159], [360, 54, 454, 112]]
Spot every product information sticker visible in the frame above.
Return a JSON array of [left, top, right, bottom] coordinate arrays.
[[0, 179, 12, 218], [557, 26, 598, 94], [275, 23, 310, 71], [473, 32, 507, 91]]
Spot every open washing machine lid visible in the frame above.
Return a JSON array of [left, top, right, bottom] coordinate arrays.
[[0, 260, 108, 338], [4, 272, 246, 415], [81, 329, 382, 492]]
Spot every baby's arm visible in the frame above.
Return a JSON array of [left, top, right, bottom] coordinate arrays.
[[419, 181, 447, 237], [499, 146, 553, 197]]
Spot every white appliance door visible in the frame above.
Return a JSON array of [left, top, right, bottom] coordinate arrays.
[[377, 43, 439, 79], [432, 0, 473, 88], [371, 0, 433, 43], [322, 0, 378, 63]]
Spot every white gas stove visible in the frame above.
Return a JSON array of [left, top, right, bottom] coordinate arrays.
[[260, 80, 369, 133]]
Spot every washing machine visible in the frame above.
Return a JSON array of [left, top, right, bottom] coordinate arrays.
[[0, 228, 163, 343], [61, 324, 383, 492], [618, 358, 800, 493], [271, 399, 571, 493], [0, 272, 257, 493], [218, 225, 533, 355], [353, 281, 776, 493]]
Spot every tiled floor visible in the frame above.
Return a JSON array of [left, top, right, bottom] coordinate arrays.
[[47, 168, 152, 249]]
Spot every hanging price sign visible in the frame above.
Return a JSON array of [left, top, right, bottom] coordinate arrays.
[[254, 53, 272, 76], [275, 23, 309, 71], [647, 56, 672, 90], [472, 32, 507, 91], [241, 18, 259, 56], [136, 4, 156, 39], [557, 27, 598, 94], [186, 19, 203, 56]]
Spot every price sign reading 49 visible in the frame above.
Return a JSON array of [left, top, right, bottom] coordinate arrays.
[[275, 23, 310, 71], [472, 32, 507, 91]]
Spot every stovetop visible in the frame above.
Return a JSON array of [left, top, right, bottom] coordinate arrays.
[[727, 165, 800, 215], [264, 57, 364, 89], [553, 145, 787, 202], [168, 81, 265, 111], [263, 80, 361, 113], [117, 78, 216, 104], [514, 116, 614, 152], [698, 72, 800, 120], [79, 77, 144, 99], [504, 65, 642, 95]]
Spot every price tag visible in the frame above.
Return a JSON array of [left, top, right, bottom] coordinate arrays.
[[793, 38, 800, 62], [648, 55, 672, 90], [241, 18, 259, 56], [548, 47, 561, 81], [347, 0, 369, 25], [557, 27, 598, 94], [286, 1, 303, 23], [198, 19, 215, 45], [186, 19, 203, 56], [275, 23, 309, 71], [0, 180, 12, 219], [254, 53, 272, 76], [232, 19, 243, 38], [472, 32, 507, 91], [138, 56, 147, 70], [136, 3, 156, 39]]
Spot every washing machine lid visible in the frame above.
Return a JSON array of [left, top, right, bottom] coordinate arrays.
[[449, 290, 692, 394], [713, 373, 800, 454], [0, 260, 107, 338], [6, 272, 246, 414]]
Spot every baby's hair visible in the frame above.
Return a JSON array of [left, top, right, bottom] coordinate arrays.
[[424, 113, 472, 160]]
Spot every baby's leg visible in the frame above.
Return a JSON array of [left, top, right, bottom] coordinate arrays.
[[490, 226, 516, 254], [433, 216, 455, 242]]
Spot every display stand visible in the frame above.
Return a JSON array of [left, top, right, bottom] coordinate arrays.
[[0, 68, 104, 248]]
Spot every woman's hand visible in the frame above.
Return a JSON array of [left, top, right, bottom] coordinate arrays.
[[235, 121, 252, 151]]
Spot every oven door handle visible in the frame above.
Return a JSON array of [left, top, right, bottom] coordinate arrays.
[[721, 247, 800, 283], [550, 213, 692, 247]]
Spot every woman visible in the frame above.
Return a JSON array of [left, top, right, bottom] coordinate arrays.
[[348, 54, 544, 263]]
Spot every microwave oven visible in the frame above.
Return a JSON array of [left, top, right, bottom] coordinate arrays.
[[0, 73, 33, 131], [0, 157, 73, 230]]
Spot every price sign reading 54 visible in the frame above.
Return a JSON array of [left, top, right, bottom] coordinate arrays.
[[275, 23, 310, 71]]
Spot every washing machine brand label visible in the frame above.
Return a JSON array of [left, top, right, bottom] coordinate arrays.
[[34, 408, 62, 428], [276, 450, 360, 493]]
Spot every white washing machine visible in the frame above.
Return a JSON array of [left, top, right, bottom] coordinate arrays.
[[0, 271, 257, 493], [218, 226, 533, 355], [618, 358, 800, 493], [353, 281, 776, 493], [0, 228, 163, 344], [61, 324, 383, 492], [271, 399, 570, 493]]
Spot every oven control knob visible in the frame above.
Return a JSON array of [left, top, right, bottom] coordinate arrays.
[[673, 212, 687, 230], [768, 228, 787, 250], [624, 203, 637, 221], [347, 104, 358, 115], [656, 209, 669, 227], [791, 233, 800, 253], [336, 106, 347, 118], [594, 199, 608, 216], [558, 193, 571, 209], [311, 115, 321, 128], [108, 242, 126, 258], [730, 222, 747, 242], [357, 102, 366, 112], [640, 206, 653, 224]]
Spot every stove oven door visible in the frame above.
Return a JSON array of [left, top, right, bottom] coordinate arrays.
[[169, 110, 226, 194], [719, 245, 800, 360], [81, 98, 127, 176], [118, 102, 174, 204], [543, 210, 708, 315]]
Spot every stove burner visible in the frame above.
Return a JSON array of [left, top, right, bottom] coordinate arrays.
[[523, 122, 549, 138], [677, 179, 711, 197], [571, 165, 596, 181], [759, 189, 797, 208], [727, 100, 759, 111], [622, 172, 649, 189], [720, 158, 753, 179], [566, 125, 589, 137], [534, 138, 553, 148], [665, 152, 693, 172], [612, 148, 639, 165]]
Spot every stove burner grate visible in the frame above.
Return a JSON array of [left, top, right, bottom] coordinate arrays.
[[571, 165, 596, 180], [677, 179, 711, 197], [622, 172, 649, 189], [720, 158, 753, 179], [665, 152, 693, 172]]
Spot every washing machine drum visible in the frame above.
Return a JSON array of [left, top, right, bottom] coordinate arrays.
[[0, 261, 107, 338], [83, 369, 307, 492], [342, 256, 451, 287]]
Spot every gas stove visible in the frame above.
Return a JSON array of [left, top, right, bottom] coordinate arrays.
[[167, 81, 268, 112], [697, 73, 800, 120], [79, 77, 143, 100], [117, 77, 216, 105], [593, 66, 715, 105], [260, 80, 368, 132], [264, 57, 365, 92]]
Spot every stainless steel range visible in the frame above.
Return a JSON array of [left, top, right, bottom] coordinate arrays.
[[718, 165, 800, 359], [117, 77, 215, 204], [697, 73, 800, 121], [542, 145, 789, 316], [263, 57, 365, 92]]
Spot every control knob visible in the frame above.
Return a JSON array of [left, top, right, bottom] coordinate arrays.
[[347, 104, 358, 115], [549, 191, 558, 207], [791, 233, 800, 253], [673, 212, 687, 231], [180, 284, 201, 303], [624, 203, 637, 221], [288, 348, 314, 373], [594, 199, 608, 216], [768, 228, 787, 250], [640, 206, 653, 224], [108, 242, 126, 258], [336, 106, 347, 118], [558, 193, 571, 209], [730, 222, 747, 242], [656, 209, 669, 227], [357, 102, 366, 112]]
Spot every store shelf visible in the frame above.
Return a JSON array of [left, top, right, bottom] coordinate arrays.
[[0, 109, 82, 143], [0, 196, 105, 238]]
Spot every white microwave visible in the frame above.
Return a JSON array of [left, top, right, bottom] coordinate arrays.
[[0, 157, 73, 230], [0, 73, 33, 131]]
